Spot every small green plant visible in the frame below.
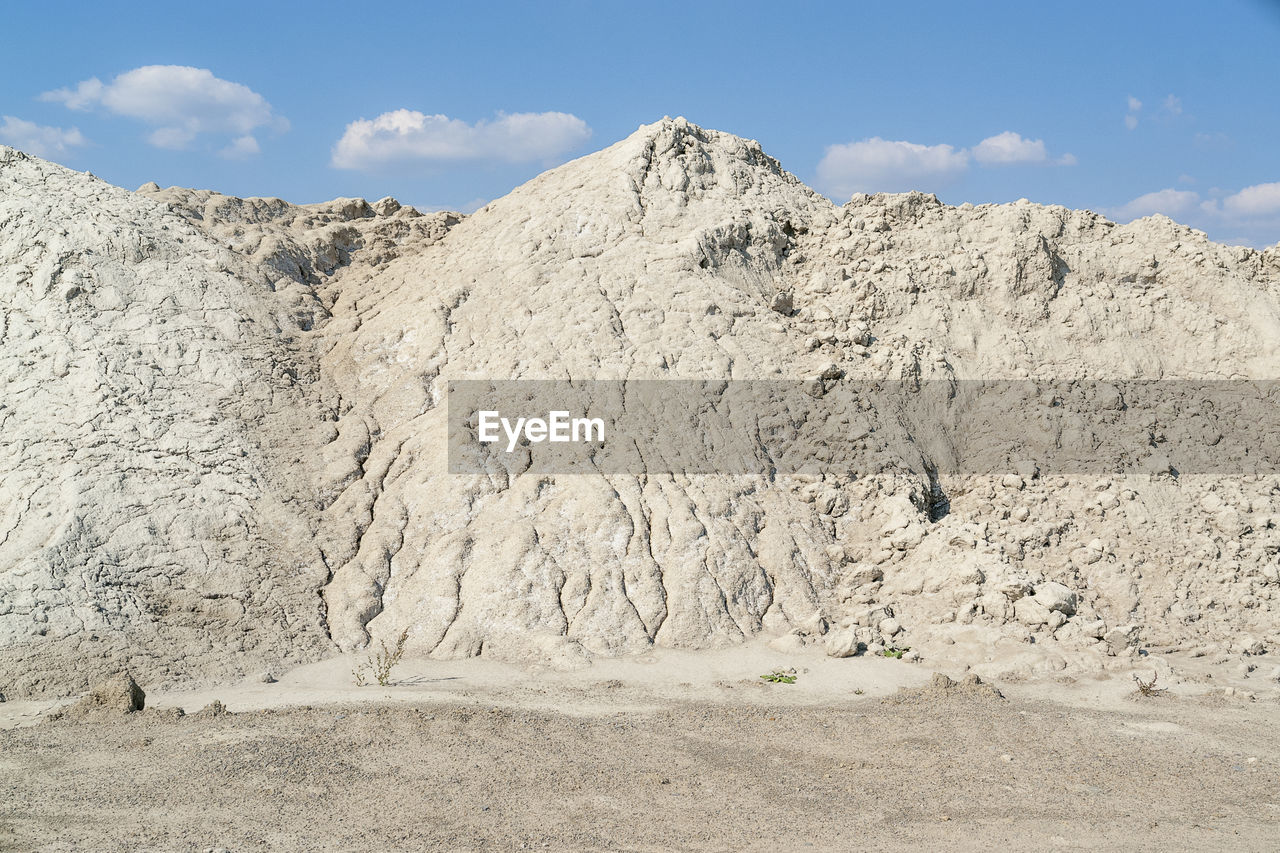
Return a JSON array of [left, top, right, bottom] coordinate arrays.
[[853, 688, 865, 695], [880, 647, 910, 659], [760, 668, 798, 684], [353, 627, 410, 687], [1133, 671, 1167, 697]]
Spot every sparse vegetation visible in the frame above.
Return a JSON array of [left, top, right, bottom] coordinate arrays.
[[1133, 671, 1167, 697], [353, 628, 410, 687], [760, 668, 797, 684], [881, 647, 910, 659]]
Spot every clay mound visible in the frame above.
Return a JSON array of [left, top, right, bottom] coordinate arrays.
[[2, 119, 1280, 698], [312, 118, 843, 666], [0, 146, 330, 696], [305, 119, 1280, 675], [883, 673, 1005, 706]]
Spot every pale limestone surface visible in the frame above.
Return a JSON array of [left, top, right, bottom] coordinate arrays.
[[0, 146, 330, 695], [3, 118, 1280, 696]]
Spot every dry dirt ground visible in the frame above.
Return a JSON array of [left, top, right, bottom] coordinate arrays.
[[2, 648, 1278, 851]]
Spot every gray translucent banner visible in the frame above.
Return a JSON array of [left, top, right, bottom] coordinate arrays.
[[446, 380, 1280, 476]]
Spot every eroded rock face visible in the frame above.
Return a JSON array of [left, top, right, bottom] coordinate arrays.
[[0, 147, 336, 696], [3, 118, 1280, 696], [308, 119, 840, 667]]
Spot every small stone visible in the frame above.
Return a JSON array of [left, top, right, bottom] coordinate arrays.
[[878, 617, 901, 637], [825, 628, 860, 658], [1071, 548, 1103, 567], [845, 564, 884, 586], [1079, 620, 1107, 639], [85, 673, 145, 713], [1001, 474, 1025, 491], [372, 196, 402, 216], [258, 671, 277, 684], [998, 579, 1033, 601], [1033, 581, 1078, 616], [1104, 625, 1140, 654], [1014, 596, 1051, 626]]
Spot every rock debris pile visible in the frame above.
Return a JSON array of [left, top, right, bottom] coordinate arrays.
[[2, 118, 1279, 696]]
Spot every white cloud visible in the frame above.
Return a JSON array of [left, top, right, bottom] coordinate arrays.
[[1221, 182, 1280, 217], [972, 131, 1075, 166], [219, 135, 261, 159], [973, 131, 1047, 164], [1105, 180, 1280, 247], [817, 131, 1074, 197], [816, 137, 970, 196], [42, 65, 284, 153], [0, 116, 88, 158], [331, 109, 592, 170], [1107, 188, 1201, 221], [1125, 95, 1142, 130], [1162, 94, 1183, 116]]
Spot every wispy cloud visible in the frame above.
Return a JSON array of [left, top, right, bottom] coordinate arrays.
[[1125, 96, 1142, 130], [1125, 93, 1186, 130], [42, 65, 285, 154], [0, 116, 88, 158], [331, 110, 592, 170], [1193, 131, 1232, 150]]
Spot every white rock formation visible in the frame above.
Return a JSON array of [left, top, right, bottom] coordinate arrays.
[[0, 146, 329, 694], [3, 117, 1280, 696]]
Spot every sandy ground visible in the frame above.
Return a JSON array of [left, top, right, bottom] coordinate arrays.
[[2, 644, 1278, 851]]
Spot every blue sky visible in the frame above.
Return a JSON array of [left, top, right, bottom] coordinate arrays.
[[2, 0, 1278, 246]]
